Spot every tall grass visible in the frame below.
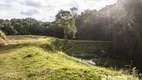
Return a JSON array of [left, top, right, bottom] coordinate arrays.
[[0, 30, 7, 40]]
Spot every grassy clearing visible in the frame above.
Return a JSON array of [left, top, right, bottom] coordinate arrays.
[[0, 35, 139, 80]]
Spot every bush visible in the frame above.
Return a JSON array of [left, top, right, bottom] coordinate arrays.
[[0, 30, 8, 46], [0, 30, 7, 40]]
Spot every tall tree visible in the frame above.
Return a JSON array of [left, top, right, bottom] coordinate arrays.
[[70, 7, 78, 19], [56, 10, 77, 41]]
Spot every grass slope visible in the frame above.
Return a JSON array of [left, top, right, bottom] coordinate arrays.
[[59, 40, 130, 68], [58, 39, 111, 59], [0, 35, 139, 80]]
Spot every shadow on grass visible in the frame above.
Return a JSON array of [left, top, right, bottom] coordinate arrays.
[[0, 43, 36, 54], [0, 42, 59, 54]]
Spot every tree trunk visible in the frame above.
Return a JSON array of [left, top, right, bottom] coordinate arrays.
[[64, 29, 68, 42]]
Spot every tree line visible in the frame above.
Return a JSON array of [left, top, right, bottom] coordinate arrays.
[[0, 10, 109, 41], [0, 18, 64, 38]]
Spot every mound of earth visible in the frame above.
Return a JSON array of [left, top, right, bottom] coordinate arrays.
[[0, 35, 139, 80]]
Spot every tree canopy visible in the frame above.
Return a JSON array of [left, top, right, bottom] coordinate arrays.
[[56, 10, 77, 41]]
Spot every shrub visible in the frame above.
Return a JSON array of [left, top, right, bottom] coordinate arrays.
[[0, 30, 8, 46], [0, 30, 7, 40]]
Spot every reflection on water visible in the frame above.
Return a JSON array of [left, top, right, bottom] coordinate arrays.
[[85, 59, 96, 65]]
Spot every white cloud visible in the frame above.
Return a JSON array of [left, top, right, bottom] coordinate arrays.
[[0, 0, 117, 22], [20, 9, 39, 16]]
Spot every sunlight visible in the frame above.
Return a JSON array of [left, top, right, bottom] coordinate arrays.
[[0, 0, 142, 80]]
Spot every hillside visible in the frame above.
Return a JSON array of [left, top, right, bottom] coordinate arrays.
[[0, 35, 139, 80]]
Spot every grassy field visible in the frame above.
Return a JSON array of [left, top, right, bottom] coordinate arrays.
[[0, 35, 139, 80], [61, 40, 111, 59], [58, 39, 131, 68]]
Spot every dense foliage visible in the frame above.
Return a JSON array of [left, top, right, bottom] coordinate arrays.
[[0, 18, 64, 38], [56, 10, 77, 41], [104, 0, 142, 70]]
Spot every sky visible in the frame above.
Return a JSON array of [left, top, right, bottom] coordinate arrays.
[[0, 0, 117, 22]]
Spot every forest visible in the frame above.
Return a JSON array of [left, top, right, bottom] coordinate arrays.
[[0, 0, 142, 80]]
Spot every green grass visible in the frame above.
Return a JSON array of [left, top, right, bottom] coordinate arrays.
[[93, 58, 130, 68], [57, 39, 131, 69], [56, 39, 110, 59], [0, 35, 139, 80]]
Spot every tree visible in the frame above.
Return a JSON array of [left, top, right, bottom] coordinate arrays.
[[56, 10, 77, 42], [1, 20, 17, 35], [0, 23, 3, 30], [70, 7, 78, 19]]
